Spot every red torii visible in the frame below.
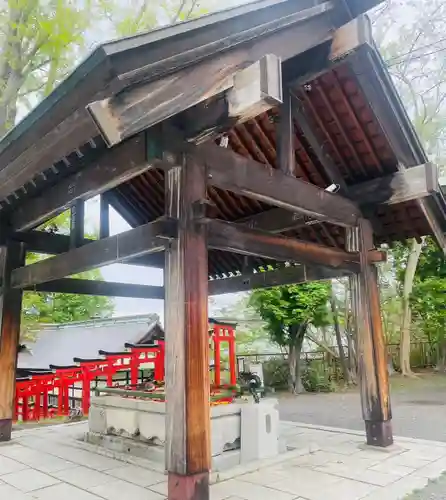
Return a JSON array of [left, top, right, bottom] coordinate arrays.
[[209, 319, 237, 387]]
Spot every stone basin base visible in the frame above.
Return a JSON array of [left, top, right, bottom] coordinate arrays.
[[87, 396, 281, 471]]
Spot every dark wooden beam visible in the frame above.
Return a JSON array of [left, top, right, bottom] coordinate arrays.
[[87, 2, 339, 147], [349, 163, 439, 206], [11, 133, 163, 232], [194, 141, 361, 228], [11, 218, 177, 289], [277, 88, 294, 176], [348, 221, 393, 447], [99, 195, 110, 239], [240, 163, 438, 233], [0, 242, 24, 441], [70, 199, 85, 249], [206, 219, 384, 271], [11, 230, 165, 268], [164, 154, 210, 498], [209, 265, 349, 295], [23, 264, 348, 298], [25, 279, 165, 299]]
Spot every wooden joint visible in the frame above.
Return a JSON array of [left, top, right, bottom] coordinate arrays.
[[192, 200, 217, 221], [155, 216, 180, 240], [227, 54, 282, 125]]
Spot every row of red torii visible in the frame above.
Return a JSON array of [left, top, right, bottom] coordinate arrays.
[[15, 321, 236, 422]]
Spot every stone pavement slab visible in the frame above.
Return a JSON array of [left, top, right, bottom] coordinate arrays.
[[88, 478, 165, 499], [31, 483, 102, 500], [1, 468, 60, 492], [2, 420, 446, 499]]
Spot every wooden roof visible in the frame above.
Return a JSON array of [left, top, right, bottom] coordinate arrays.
[[0, 0, 444, 279]]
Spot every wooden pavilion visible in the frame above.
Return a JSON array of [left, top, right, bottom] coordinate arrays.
[[0, 0, 445, 498]]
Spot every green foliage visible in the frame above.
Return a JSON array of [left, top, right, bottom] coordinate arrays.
[[404, 238, 446, 344], [301, 362, 335, 393], [262, 358, 288, 389], [411, 278, 446, 343], [249, 281, 331, 348]]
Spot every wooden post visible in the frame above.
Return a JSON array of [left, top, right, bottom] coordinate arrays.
[[347, 221, 393, 447], [99, 195, 110, 239], [70, 199, 85, 249], [277, 86, 295, 176], [164, 152, 210, 499], [0, 241, 25, 441]]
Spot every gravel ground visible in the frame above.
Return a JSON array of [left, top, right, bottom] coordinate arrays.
[[278, 373, 446, 442], [406, 474, 446, 499]]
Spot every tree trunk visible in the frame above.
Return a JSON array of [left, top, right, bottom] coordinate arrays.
[[330, 295, 353, 385], [288, 342, 297, 393], [294, 325, 306, 394], [400, 238, 424, 376], [287, 324, 306, 394]]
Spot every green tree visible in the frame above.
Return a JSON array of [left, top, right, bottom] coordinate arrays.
[[410, 238, 446, 367], [249, 281, 331, 393], [21, 211, 114, 340], [372, 0, 446, 373]]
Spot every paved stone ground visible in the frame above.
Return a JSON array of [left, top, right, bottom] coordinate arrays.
[[278, 374, 446, 442], [2, 419, 446, 499]]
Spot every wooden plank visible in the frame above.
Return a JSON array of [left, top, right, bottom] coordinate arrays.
[[347, 221, 393, 447], [164, 153, 210, 497], [0, 242, 25, 441], [11, 134, 159, 232], [11, 230, 166, 268], [206, 219, 384, 271], [87, 2, 336, 147], [70, 199, 85, 249], [209, 265, 349, 295], [348, 163, 439, 205], [99, 195, 110, 239], [25, 279, 164, 299], [11, 218, 177, 289], [240, 163, 438, 233], [196, 141, 361, 227], [24, 265, 347, 298]]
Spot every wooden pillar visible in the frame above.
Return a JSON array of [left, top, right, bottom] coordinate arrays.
[[164, 152, 210, 500], [70, 199, 85, 248], [277, 86, 295, 176], [347, 220, 393, 447], [0, 241, 25, 441], [99, 195, 110, 239]]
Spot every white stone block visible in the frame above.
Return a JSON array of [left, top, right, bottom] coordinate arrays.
[[88, 404, 107, 434], [138, 401, 165, 444], [240, 399, 280, 463]]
